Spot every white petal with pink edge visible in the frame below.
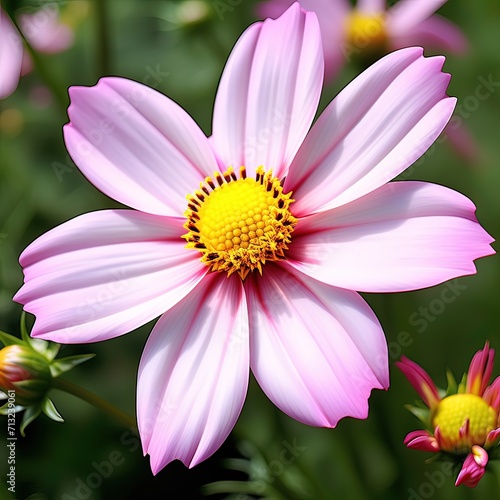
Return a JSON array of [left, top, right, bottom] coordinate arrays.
[[14, 210, 207, 343], [64, 77, 218, 217], [387, 0, 448, 34], [0, 8, 24, 99], [211, 3, 323, 179], [288, 182, 494, 292], [245, 264, 388, 427], [138, 273, 248, 472], [284, 47, 455, 216]]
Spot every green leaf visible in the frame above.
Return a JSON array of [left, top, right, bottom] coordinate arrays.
[[20, 405, 42, 436], [20, 311, 29, 343], [41, 397, 64, 423], [222, 457, 253, 474], [445, 369, 457, 396], [19, 312, 58, 359], [15, 377, 51, 394], [50, 353, 96, 378], [0, 331, 25, 347], [26, 337, 53, 358], [457, 373, 467, 394], [404, 404, 432, 428], [0, 401, 25, 415], [41, 341, 61, 362]]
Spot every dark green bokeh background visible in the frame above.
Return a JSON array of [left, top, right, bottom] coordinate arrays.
[[1, 0, 499, 498]]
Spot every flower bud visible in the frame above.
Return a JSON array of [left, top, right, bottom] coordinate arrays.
[[0, 344, 52, 406], [399, 342, 500, 488]]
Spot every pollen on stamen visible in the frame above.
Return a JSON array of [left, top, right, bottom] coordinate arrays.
[[182, 166, 297, 280], [432, 393, 497, 453]]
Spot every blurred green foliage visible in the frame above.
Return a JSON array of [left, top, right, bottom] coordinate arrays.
[[1, 0, 499, 498]]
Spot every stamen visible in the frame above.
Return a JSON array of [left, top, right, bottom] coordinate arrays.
[[205, 177, 215, 190], [214, 172, 224, 186], [223, 168, 232, 183]]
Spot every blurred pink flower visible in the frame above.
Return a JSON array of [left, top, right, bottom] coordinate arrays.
[[398, 342, 500, 487], [15, 4, 493, 473], [0, 4, 73, 99], [258, 0, 468, 81]]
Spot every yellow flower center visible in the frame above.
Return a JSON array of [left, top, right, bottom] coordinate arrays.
[[183, 166, 297, 280], [345, 11, 387, 52], [432, 394, 497, 453]]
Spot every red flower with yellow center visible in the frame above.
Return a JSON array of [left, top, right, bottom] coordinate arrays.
[[397, 342, 500, 487]]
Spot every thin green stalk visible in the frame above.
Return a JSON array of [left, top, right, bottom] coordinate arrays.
[[53, 377, 136, 430], [95, 0, 111, 75]]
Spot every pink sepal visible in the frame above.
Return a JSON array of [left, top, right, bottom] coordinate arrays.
[[397, 356, 441, 409], [466, 341, 494, 396], [455, 447, 488, 487], [485, 428, 500, 449], [404, 430, 440, 453], [483, 376, 500, 412]]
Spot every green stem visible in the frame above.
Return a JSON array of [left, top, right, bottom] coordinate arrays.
[[7, 12, 67, 117], [53, 377, 136, 430], [95, 0, 111, 75]]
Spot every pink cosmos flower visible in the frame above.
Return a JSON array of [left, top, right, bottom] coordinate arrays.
[[397, 342, 500, 487], [0, 4, 73, 99], [258, 0, 468, 81], [14, 4, 494, 473]]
